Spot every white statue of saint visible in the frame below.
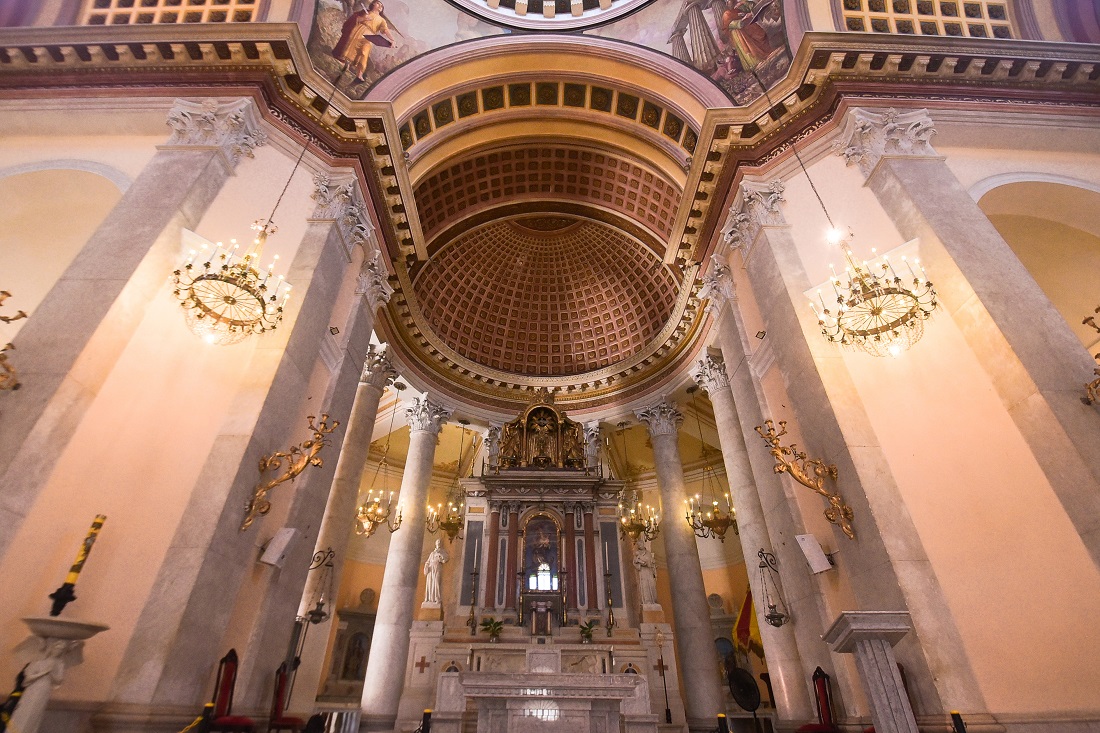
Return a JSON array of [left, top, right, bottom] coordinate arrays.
[[632, 537, 658, 606], [8, 638, 85, 733], [423, 538, 449, 607]]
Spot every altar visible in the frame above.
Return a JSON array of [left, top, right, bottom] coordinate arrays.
[[429, 645, 659, 733]]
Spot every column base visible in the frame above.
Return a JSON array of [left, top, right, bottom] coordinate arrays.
[[359, 712, 398, 731]]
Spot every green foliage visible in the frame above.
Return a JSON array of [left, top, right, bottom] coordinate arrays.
[[479, 617, 504, 638]]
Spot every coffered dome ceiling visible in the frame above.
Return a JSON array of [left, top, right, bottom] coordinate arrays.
[[412, 217, 679, 377]]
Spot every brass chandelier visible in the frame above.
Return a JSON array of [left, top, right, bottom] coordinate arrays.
[[615, 422, 659, 543], [426, 419, 470, 543], [356, 382, 405, 538], [684, 386, 736, 542]]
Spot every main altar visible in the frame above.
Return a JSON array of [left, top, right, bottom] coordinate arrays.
[[392, 392, 686, 732]]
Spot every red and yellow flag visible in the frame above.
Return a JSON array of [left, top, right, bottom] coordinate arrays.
[[734, 586, 764, 659]]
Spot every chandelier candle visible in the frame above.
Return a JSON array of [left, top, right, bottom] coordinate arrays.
[[49, 514, 107, 616]]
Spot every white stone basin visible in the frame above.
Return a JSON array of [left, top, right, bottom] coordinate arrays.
[[22, 616, 109, 641]]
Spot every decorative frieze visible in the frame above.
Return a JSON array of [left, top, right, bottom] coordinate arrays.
[[634, 401, 683, 437], [836, 108, 938, 179], [691, 354, 730, 394], [361, 343, 397, 390], [406, 396, 453, 436], [163, 98, 266, 168]]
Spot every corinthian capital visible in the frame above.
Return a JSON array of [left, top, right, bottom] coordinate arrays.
[[634, 401, 683, 437], [699, 254, 737, 316], [357, 249, 395, 312], [313, 174, 374, 256], [164, 98, 266, 168], [835, 107, 938, 179], [721, 179, 786, 251], [406, 396, 453, 436], [361, 343, 397, 389], [691, 354, 730, 394]]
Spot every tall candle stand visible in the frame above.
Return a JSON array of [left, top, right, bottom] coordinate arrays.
[[559, 568, 568, 626], [467, 566, 480, 636], [604, 572, 615, 637]]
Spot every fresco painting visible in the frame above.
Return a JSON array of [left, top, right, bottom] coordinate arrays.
[[307, 0, 789, 103]]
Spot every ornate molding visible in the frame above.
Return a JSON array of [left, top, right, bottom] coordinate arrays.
[[721, 180, 786, 252], [699, 253, 737, 317], [691, 354, 730, 394], [361, 343, 397, 390], [406, 396, 453, 436], [163, 98, 266, 168], [634, 401, 683, 437], [357, 249, 394, 313], [835, 107, 938, 179]]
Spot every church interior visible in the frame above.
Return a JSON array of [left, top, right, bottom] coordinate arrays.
[[1, 0, 1099, 732]]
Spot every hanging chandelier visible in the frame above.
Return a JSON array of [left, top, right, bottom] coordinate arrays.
[[356, 382, 405, 538], [426, 419, 469, 543], [811, 232, 937, 358], [173, 222, 290, 346], [745, 68, 938, 359], [756, 549, 789, 627], [684, 386, 736, 542], [615, 421, 659, 543]]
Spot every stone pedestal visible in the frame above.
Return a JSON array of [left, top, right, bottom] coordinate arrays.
[[823, 612, 917, 733]]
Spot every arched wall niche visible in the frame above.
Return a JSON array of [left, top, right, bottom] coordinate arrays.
[[977, 179, 1100, 352], [0, 167, 123, 338]]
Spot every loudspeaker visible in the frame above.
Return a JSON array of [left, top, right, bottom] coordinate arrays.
[[795, 534, 834, 574], [259, 527, 299, 568]]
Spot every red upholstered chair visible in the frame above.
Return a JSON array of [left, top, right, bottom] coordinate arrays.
[[210, 649, 256, 733], [267, 662, 304, 733], [795, 667, 840, 733]]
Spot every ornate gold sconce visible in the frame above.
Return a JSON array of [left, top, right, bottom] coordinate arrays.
[[241, 414, 339, 531], [754, 420, 855, 540], [0, 291, 28, 391], [1082, 307, 1100, 405]]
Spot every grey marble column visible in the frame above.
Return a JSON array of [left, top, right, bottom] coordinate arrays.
[[725, 175, 993, 726], [691, 354, 814, 724], [0, 98, 265, 562], [287, 343, 396, 713], [837, 106, 1100, 567], [824, 612, 918, 733], [360, 396, 452, 730], [634, 400, 723, 731]]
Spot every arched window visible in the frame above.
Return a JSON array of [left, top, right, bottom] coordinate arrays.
[[79, 0, 258, 25], [840, 0, 1013, 38]]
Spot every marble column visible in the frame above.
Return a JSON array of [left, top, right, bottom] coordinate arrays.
[[635, 401, 723, 730], [583, 506, 598, 610], [837, 106, 1100, 566], [287, 343, 396, 713], [0, 97, 265, 561], [484, 503, 501, 608], [360, 396, 452, 730], [724, 175, 993, 725], [505, 504, 519, 610], [823, 612, 918, 733], [691, 354, 814, 724], [564, 503, 578, 610]]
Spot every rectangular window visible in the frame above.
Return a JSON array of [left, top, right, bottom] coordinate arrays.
[[840, 0, 1012, 37], [80, 0, 257, 25]]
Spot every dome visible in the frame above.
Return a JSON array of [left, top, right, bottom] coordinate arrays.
[[412, 217, 679, 377]]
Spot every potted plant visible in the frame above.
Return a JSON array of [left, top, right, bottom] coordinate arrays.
[[479, 617, 504, 642], [578, 620, 599, 644]]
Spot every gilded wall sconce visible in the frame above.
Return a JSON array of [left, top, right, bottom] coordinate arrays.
[[0, 290, 28, 391], [241, 414, 340, 531], [1082, 306, 1100, 405], [754, 420, 855, 540]]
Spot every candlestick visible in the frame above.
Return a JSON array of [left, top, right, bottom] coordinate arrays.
[[49, 514, 107, 617]]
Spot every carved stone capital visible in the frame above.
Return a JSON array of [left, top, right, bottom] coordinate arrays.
[[634, 401, 683, 437], [163, 98, 266, 168], [835, 107, 938, 179], [699, 253, 737, 316], [721, 180, 786, 251], [406, 396, 453, 436], [313, 174, 375, 254], [357, 249, 395, 312], [361, 343, 397, 389], [691, 354, 730, 394]]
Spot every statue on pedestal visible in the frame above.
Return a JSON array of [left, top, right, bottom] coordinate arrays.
[[633, 537, 658, 606], [423, 539, 449, 607]]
